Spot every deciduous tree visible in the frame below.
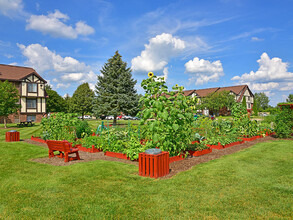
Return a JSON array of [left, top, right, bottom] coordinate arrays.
[[0, 81, 20, 128], [45, 85, 66, 113], [200, 91, 235, 116], [254, 92, 269, 110], [70, 83, 95, 120]]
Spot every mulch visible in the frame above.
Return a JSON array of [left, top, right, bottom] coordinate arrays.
[[25, 136, 283, 178], [25, 139, 138, 167]]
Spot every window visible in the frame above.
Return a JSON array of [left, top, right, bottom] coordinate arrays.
[[248, 103, 251, 109], [27, 115, 36, 122], [28, 83, 37, 93], [27, 98, 37, 109], [248, 96, 250, 101]]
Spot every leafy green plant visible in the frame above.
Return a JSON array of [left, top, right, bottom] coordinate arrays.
[[186, 142, 209, 151], [274, 107, 293, 138], [41, 112, 80, 142], [138, 74, 195, 156], [75, 120, 92, 138]]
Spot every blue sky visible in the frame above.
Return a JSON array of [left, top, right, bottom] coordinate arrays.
[[0, 0, 293, 106]]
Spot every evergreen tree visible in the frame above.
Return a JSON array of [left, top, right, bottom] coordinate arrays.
[[252, 100, 258, 116], [0, 80, 20, 128], [70, 83, 95, 119], [242, 96, 247, 109], [93, 51, 139, 125], [45, 85, 66, 113], [286, 94, 293, 103]]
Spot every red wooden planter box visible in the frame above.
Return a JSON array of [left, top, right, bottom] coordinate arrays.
[[104, 151, 136, 161], [31, 136, 46, 143], [223, 140, 245, 148], [139, 151, 169, 178], [169, 154, 185, 163], [188, 148, 212, 156], [207, 142, 224, 150], [6, 132, 20, 142], [241, 135, 262, 142], [77, 144, 102, 153]]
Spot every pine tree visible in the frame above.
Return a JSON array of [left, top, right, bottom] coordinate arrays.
[[70, 83, 95, 119], [242, 96, 247, 109], [252, 100, 258, 116], [93, 51, 139, 125]]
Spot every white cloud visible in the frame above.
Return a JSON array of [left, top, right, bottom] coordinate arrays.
[[0, 0, 25, 18], [231, 53, 293, 83], [18, 43, 97, 86], [231, 53, 293, 99], [56, 83, 70, 89], [246, 82, 279, 91], [131, 33, 185, 73], [263, 91, 275, 97], [251, 36, 264, 42], [60, 71, 96, 83], [18, 43, 91, 74], [185, 57, 224, 85], [26, 10, 94, 39], [280, 82, 293, 91]]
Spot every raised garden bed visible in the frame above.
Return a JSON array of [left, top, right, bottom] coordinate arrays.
[[223, 140, 245, 148], [76, 144, 102, 153], [104, 151, 137, 161], [241, 135, 263, 142], [169, 154, 185, 163], [188, 148, 212, 157], [31, 136, 47, 143], [207, 143, 224, 150]]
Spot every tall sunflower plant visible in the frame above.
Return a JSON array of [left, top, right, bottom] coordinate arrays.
[[138, 72, 195, 156]]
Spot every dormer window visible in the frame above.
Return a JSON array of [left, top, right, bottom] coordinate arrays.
[[28, 83, 37, 93]]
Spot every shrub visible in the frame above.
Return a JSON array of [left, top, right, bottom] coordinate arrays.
[[274, 107, 293, 138], [139, 74, 195, 156], [41, 112, 79, 142], [75, 120, 92, 138]]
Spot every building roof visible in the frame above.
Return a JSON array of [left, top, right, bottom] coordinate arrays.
[[183, 85, 253, 102], [194, 87, 219, 97], [0, 64, 47, 83]]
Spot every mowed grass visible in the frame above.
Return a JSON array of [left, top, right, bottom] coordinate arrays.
[[0, 119, 139, 141], [0, 132, 292, 218]]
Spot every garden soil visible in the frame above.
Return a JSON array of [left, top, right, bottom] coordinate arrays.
[[26, 136, 280, 178]]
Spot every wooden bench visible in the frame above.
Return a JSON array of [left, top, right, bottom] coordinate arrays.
[[46, 140, 80, 162]]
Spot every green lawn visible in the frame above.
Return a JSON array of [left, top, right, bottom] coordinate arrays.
[[0, 132, 292, 218]]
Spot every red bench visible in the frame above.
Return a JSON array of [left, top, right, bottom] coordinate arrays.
[[46, 140, 80, 162]]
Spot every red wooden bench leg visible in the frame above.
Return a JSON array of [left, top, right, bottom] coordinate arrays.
[[76, 152, 80, 160], [49, 150, 54, 158], [64, 153, 69, 162]]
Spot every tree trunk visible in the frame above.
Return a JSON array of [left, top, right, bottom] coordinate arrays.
[[4, 117, 7, 129], [113, 116, 117, 126], [82, 113, 84, 120]]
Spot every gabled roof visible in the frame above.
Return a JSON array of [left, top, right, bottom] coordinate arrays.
[[217, 85, 247, 95], [0, 64, 47, 83], [194, 87, 219, 97], [182, 85, 253, 102]]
